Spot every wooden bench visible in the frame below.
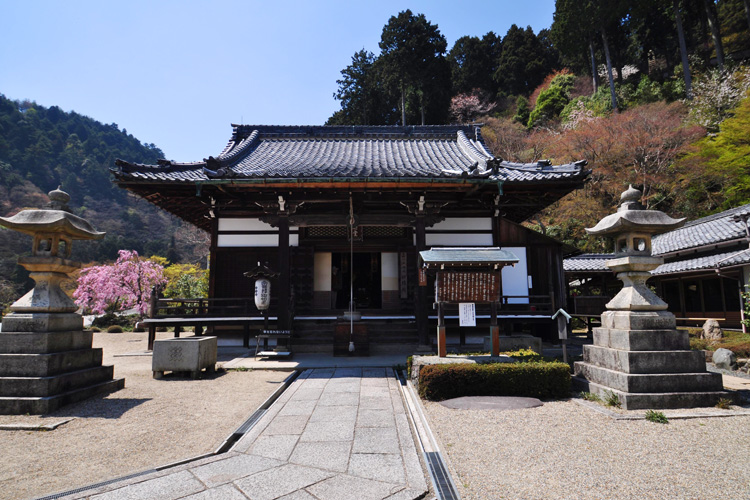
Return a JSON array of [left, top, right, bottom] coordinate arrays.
[[255, 330, 293, 359], [138, 316, 269, 351]]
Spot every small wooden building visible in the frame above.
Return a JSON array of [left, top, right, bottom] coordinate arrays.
[[564, 203, 750, 329], [114, 125, 589, 349]]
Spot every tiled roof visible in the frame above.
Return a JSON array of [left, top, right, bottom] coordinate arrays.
[[652, 203, 750, 254], [563, 254, 612, 273], [652, 249, 750, 275], [420, 247, 520, 267], [114, 125, 589, 184]]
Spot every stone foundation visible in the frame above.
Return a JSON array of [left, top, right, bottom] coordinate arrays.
[[0, 313, 124, 415], [574, 312, 726, 410]]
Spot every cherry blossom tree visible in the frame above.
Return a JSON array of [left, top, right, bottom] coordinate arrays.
[[74, 250, 166, 317]]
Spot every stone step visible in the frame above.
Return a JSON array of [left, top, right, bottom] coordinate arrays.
[[0, 348, 103, 377], [0, 330, 93, 354], [0, 377, 125, 415], [593, 328, 689, 351], [0, 365, 116, 397], [582, 345, 707, 374], [574, 362, 723, 394], [580, 379, 730, 410]]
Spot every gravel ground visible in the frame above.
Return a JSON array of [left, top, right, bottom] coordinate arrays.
[[423, 398, 750, 500], [0, 331, 288, 500]]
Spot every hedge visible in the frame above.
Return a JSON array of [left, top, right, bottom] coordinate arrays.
[[418, 362, 571, 401]]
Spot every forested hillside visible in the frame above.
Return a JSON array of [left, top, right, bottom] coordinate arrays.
[[0, 95, 208, 304], [328, 0, 750, 252]]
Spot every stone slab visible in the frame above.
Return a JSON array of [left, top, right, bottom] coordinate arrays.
[[601, 310, 676, 330], [248, 434, 300, 461], [584, 380, 730, 410], [290, 441, 352, 472], [1, 312, 82, 332], [575, 362, 723, 393], [582, 345, 707, 374], [593, 327, 689, 351], [299, 419, 355, 442], [89, 470, 204, 500], [0, 365, 115, 397], [189, 454, 281, 488], [438, 396, 543, 410], [0, 348, 103, 377], [352, 427, 400, 454], [357, 409, 395, 428], [0, 330, 92, 354], [0, 377, 124, 415], [349, 453, 405, 483], [180, 484, 248, 500], [234, 464, 334, 500], [305, 474, 402, 500]]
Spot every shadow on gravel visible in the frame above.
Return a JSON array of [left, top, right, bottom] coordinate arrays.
[[51, 398, 153, 419]]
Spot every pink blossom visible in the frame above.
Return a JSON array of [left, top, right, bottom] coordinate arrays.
[[74, 250, 166, 317]]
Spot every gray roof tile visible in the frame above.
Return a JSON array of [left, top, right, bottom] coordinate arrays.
[[652, 204, 750, 254], [114, 125, 589, 184], [563, 254, 612, 272]]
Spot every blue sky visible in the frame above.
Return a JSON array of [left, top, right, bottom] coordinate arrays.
[[1, 1, 556, 162]]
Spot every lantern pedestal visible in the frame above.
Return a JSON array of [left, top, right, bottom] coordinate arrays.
[[0, 188, 124, 414]]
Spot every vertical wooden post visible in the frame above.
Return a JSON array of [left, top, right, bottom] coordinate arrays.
[[415, 215, 428, 346], [278, 215, 290, 330], [437, 302, 446, 357], [490, 301, 499, 356]]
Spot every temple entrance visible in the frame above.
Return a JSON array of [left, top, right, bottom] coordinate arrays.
[[332, 252, 382, 309]]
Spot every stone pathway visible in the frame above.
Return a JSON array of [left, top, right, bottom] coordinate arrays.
[[60, 368, 427, 500]]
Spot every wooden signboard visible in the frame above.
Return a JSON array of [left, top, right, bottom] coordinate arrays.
[[436, 271, 500, 303]]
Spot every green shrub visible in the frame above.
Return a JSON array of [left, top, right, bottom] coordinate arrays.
[[580, 391, 602, 403], [716, 398, 733, 410], [417, 361, 571, 401], [603, 390, 621, 408], [89, 326, 101, 333], [106, 325, 124, 333], [645, 410, 669, 424], [406, 356, 413, 377], [503, 348, 543, 362], [92, 313, 138, 330]]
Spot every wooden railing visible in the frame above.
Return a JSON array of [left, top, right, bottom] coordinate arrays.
[[151, 297, 257, 318], [499, 294, 555, 314], [568, 295, 611, 316]]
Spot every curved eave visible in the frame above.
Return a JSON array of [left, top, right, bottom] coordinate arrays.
[[0, 212, 105, 240]]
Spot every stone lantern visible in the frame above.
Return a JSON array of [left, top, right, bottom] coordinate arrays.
[[1, 188, 105, 322], [585, 185, 685, 315], [0, 188, 123, 414], [574, 186, 726, 409]]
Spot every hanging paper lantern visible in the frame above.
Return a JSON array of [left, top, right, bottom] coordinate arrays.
[[254, 278, 271, 310]]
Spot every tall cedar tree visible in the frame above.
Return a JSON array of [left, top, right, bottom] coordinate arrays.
[[327, 50, 395, 125], [447, 32, 502, 96], [378, 10, 450, 125], [493, 25, 556, 97]]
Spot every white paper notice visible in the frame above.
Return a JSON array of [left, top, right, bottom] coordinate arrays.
[[459, 303, 476, 327]]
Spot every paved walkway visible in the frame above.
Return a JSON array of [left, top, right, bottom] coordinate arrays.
[[61, 368, 427, 500]]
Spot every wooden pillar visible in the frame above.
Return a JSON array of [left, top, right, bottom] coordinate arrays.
[[278, 215, 290, 330], [490, 301, 499, 356], [415, 215, 428, 346], [208, 217, 218, 299], [437, 302, 446, 357]]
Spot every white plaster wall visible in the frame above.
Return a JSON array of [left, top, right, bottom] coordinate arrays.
[[501, 246, 529, 304], [381, 252, 399, 291], [218, 218, 275, 232], [314, 252, 332, 291], [430, 217, 492, 231], [217, 234, 279, 247], [425, 233, 493, 246]]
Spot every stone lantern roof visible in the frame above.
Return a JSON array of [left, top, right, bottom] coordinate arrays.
[[585, 185, 685, 237], [0, 188, 105, 242]]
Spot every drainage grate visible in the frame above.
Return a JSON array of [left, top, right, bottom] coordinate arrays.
[[35, 469, 157, 500], [234, 408, 267, 435], [425, 451, 460, 500]]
